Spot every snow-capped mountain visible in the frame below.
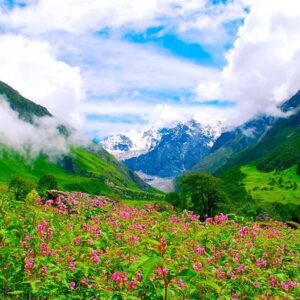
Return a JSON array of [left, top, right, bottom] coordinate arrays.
[[102, 120, 223, 177], [101, 129, 163, 160]]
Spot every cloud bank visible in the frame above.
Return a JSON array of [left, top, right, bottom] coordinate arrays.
[[0, 34, 83, 128], [197, 0, 300, 124], [0, 0, 300, 139], [0, 97, 88, 160]]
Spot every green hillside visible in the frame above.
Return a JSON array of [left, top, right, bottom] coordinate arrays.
[[0, 146, 161, 198], [242, 165, 300, 204], [217, 92, 300, 175], [0, 81, 161, 199]]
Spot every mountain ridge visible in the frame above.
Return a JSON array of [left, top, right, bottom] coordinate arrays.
[[0, 81, 158, 196]]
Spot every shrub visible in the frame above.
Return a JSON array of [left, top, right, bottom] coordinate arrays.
[[169, 173, 227, 216], [38, 174, 58, 197], [9, 175, 35, 200]]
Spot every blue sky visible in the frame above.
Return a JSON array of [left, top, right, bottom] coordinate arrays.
[[1, 0, 298, 138]]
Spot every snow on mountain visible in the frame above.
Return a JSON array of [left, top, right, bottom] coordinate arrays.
[[102, 119, 223, 178]]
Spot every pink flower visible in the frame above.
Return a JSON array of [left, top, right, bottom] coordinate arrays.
[[112, 272, 127, 283], [136, 273, 142, 282], [69, 282, 76, 290], [112, 272, 121, 282], [25, 257, 34, 273], [21, 241, 27, 249], [40, 242, 51, 256], [91, 250, 100, 264], [81, 278, 88, 286], [129, 280, 137, 290], [270, 277, 277, 287], [194, 246, 205, 255], [193, 263, 203, 272], [281, 281, 298, 291], [24, 234, 31, 241], [236, 264, 244, 274], [74, 237, 81, 245], [239, 227, 249, 238], [177, 279, 185, 289], [215, 267, 226, 280], [69, 258, 76, 271], [256, 259, 266, 268], [156, 266, 169, 276], [41, 265, 48, 275]]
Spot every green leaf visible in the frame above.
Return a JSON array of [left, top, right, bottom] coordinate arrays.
[[8, 290, 24, 295], [129, 255, 150, 274], [176, 269, 197, 279], [142, 256, 164, 283], [199, 279, 221, 293]]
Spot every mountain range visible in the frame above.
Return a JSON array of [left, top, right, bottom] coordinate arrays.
[[102, 90, 300, 183], [102, 120, 222, 178]]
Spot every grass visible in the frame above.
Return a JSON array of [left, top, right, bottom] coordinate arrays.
[[0, 147, 163, 200], [241, 164, 300, 204]]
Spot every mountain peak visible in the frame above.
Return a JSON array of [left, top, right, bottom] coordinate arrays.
[[280, 90, 300, 112]]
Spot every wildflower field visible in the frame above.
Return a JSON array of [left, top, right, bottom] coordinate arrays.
[[0, 192, 299, 299]]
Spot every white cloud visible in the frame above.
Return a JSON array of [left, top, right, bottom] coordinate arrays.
[[3, 0, 299, 139], [0, 0, 206, 34], [0, 96, 89, 159], [196, 0, 300, 123], [0, 98, 68, 158], [81, 99, 235, 137], [0, 34, 83, 127], [64, 35, 218, 96]]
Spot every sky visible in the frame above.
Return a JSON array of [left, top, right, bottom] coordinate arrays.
[[0, 0, 300, 138]]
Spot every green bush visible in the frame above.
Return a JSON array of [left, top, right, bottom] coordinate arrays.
[[9, 175, 35, 200], [38, 174, 58, 197]]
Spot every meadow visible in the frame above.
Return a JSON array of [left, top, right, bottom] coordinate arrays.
[[242, 165, 300, 204], [0, 191, 299, 299]]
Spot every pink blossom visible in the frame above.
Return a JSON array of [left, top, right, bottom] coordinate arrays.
[[24, 234, 31, 241], [136, 273, 142, 282], [270, 277, 277, 287], [40, 242, 51, 256], [239, 227, 249, 238], [236, 264, 244, 274], [69, 282, 76, 290], [81, 278, 88, 286], [69, 258, 76, 271], [112, 272, 127, 283], [156, 266, 169, 276], [193, 263, 203, 272], [129, 280, 138, 290], [256, 259, 266, 268], [215, 267, 226, 280], [177, 279, 185, 289], [74, 237, 81, 245], [25, 257, 34, 273], [91, 250, 100, 264], [194, 246, 205, 255], [281, 281, 298, 291]]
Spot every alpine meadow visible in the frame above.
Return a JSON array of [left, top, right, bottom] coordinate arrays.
[[0, 0, 300, 299]]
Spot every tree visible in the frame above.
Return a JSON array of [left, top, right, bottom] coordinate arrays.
[[173, 173, 227, 216], [38, 174, 58, 197], [9, 175, 35, 200]]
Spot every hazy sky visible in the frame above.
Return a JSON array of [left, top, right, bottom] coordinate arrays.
[[0, 0, 300, 137]]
